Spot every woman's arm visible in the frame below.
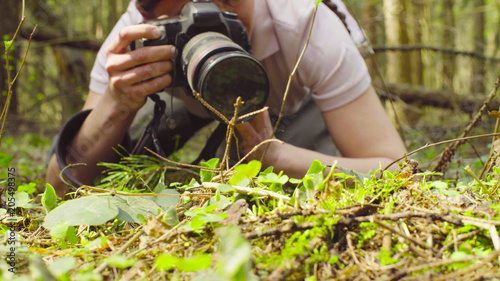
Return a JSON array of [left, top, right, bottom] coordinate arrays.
[[236, 85, 407, 179], [46, 24, 175, 197]]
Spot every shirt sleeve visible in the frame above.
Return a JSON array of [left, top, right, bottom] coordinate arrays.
[[282, 0, 371, 112], [89, 0, 143, 95]]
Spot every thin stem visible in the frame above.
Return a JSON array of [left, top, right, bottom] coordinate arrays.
[[383, 132, 500, 171]]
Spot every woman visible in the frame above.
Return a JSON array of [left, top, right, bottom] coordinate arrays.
[[46, 0, 406, 196]]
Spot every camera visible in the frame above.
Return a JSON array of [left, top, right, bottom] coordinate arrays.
[[130, 0, 269, 122]]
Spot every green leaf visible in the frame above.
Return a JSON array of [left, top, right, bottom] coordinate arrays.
[[155, 254, 212, 272], [108, 195, 162, 223], [29, 256, 57, 281], [229, 173, 246, 186], [65, 226, 79, 244], [306, 160, 325, 175], [50, 222, 71, 240], [190, 217, 205, 231], [377, 249, 399, 266], [204, 194, 232, 211], [450, 251, 474, 270], [43, 196, 119, 229], [216, 226, 254, 279], [4, 40, 13, 52], [163, 207, 179, 226], [234, 160, 262, 179], [84, 236, 107, 250], [328, 255, 339, 265], [47, 257, 77, 278], [0, 152, 13, 168], [152, 189, 180, 210], [42, 183, 58, 212], [104, 255, 136, 269], [14, 192, 33, 209], [200, 158, 219, 182], [18, 182, 37, 194]]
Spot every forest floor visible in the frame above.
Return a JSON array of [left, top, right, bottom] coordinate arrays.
[[2, 96, 500, 280]]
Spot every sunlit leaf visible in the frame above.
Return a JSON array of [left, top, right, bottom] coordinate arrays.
[[47, 257, 77, 278], [43, 196, 119, 229], [42, 184, 58, 212], [155, 254, 211, 272], [104, 255, 136, 269], [153, 189, 180, 210], [108, 195, 162, 223]]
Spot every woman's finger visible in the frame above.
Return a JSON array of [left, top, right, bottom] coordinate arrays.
[[106, 24, 162, 53], [116, 60, 173, 85]]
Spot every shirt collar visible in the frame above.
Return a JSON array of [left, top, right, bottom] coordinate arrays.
[[250, 0, 279, 61]]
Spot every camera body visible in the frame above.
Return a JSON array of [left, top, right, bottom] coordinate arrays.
[[130, 0, 269, 121]]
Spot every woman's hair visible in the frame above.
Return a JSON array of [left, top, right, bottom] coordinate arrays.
[[323, 0, 350, 34]]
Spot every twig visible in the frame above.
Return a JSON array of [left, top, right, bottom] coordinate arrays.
[[93, 228, 145, 274], [346, 232, 362, 265], [201, 182, 291, 203], [263, 237, 322, 281], [373, 45, 500, 63], [464, 165, 490, 196], [59, 163, 86, 190], [372, 219, 433, 251], [127, 219, 187, 258], [387, 250, 500, 281], [0, 5, 35, 143], [433, 78, 500, 173], [436, 229, 482, 258], [383, 132, 500, 171], [144, 147, 211, 174], [260, 2, 320, 161], [480, 102, 500, 179]]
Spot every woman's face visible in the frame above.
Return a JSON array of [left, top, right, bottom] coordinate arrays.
[[136, 0, 254, 36]]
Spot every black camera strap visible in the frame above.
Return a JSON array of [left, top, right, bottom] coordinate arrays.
[[131, 93, 167, 157], [132, 93, 227, 165]]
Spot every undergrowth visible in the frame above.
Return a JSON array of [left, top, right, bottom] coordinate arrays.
[[3, 150, 500, 280]]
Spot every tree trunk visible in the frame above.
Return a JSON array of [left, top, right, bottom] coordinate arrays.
[[442, 0, 456, 92], [362, 0, 379, 45], [383, 0, 411, 84], [470, 0, 486, 95], [407, 0, 424, 85], [0, 0, 22, 120]]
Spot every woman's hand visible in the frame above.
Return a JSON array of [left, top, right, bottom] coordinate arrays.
[[235, 110, 282, 165], [104, 24, 176, 111]]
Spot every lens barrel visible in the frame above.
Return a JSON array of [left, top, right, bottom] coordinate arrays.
[[182, 32, 269, 122]]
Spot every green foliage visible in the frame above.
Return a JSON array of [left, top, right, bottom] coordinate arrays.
[[377, 249, 399, 266], [184, 204, 229, 232], [103, 256, 136, 269], [200, 158, 220, 182], [215, 226, 258, 280], [42, 183, 58, 212], [50, 222, 79, 249], [14, 191, 34, 209], [155, 254, 212, 272], [98, 154, 170, 191], [0, 152, 13, 167], [43, 196, 120, 229], [47, 257, 77, 280]]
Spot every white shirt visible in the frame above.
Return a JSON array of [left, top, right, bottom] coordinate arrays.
[[90, 0, 371, 115]]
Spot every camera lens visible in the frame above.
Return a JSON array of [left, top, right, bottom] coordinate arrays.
[[182, 32, 269, 122]]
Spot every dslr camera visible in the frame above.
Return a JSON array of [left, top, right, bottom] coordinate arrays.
[[130, 0, 269, 122]]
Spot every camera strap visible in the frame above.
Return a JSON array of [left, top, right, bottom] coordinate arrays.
[[132, 93, 228, 166], [131, 93, 167, 157]]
